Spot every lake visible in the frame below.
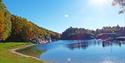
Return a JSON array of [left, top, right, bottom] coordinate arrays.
[[27, 40, 125, 63]]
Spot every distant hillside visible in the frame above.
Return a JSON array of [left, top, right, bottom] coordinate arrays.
[[95, 25, 125, 36], [62, 26, 125, 40], [62, 27, 95, 40], [0, 0, 60, 43], [95, 25, 125, 40]]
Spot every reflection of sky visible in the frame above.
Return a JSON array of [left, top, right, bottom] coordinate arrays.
[[101, 56, 125, 63], [35, 40, 125, 63]]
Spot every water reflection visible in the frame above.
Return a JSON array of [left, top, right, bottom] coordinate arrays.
[[34, 40, 125, 63], [66, 41, 89, 50], [66, 40, 125, 50]]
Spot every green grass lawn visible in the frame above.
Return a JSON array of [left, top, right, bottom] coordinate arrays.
[[0, 42, 44, 63]]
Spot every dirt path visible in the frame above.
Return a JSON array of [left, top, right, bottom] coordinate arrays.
[[10, 44, 41, 61]]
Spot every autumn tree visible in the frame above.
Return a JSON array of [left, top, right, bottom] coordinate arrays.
[[9, 15, 60, 43], [0, 1, 11, 41]]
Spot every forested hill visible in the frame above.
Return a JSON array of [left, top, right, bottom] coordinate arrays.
[[62, 27, 95, 40], [62, 26, 125, 40], [0, 0, 60, 43]]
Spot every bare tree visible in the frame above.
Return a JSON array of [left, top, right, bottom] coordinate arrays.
[[112, 0, 125, 14]]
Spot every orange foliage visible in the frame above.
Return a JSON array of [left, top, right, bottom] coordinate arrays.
[[27, 22, 32, 27], [26, 29, 34, 41], [21, 19, 27, 24], [15, 25, 22, 33], [0, 11, 5, 35]]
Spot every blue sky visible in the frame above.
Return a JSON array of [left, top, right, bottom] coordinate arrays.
[[3, 0, 125, 33]]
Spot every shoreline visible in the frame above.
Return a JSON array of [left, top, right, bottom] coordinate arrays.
[[10, 44, 42, 61]]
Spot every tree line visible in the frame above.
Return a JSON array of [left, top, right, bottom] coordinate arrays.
[[0, 0, 60, 43], [62, 26, 125, 40]]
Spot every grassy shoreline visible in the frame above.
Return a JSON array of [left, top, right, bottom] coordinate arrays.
[[0, 42, 44, 63]]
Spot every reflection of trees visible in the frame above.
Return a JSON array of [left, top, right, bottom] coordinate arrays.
[[102, 41, 112, 47], [67, 42, 88, 50], [102, 40, 125, 47], [66, 40, 99, 50], [67, 40, 125, 50], [114, 40, 125, 46]]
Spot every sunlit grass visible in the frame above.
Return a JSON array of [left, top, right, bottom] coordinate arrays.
[[0, 42, 44, 63]]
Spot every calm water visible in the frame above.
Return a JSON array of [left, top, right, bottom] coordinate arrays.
[[34, 40, 125, 63]]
